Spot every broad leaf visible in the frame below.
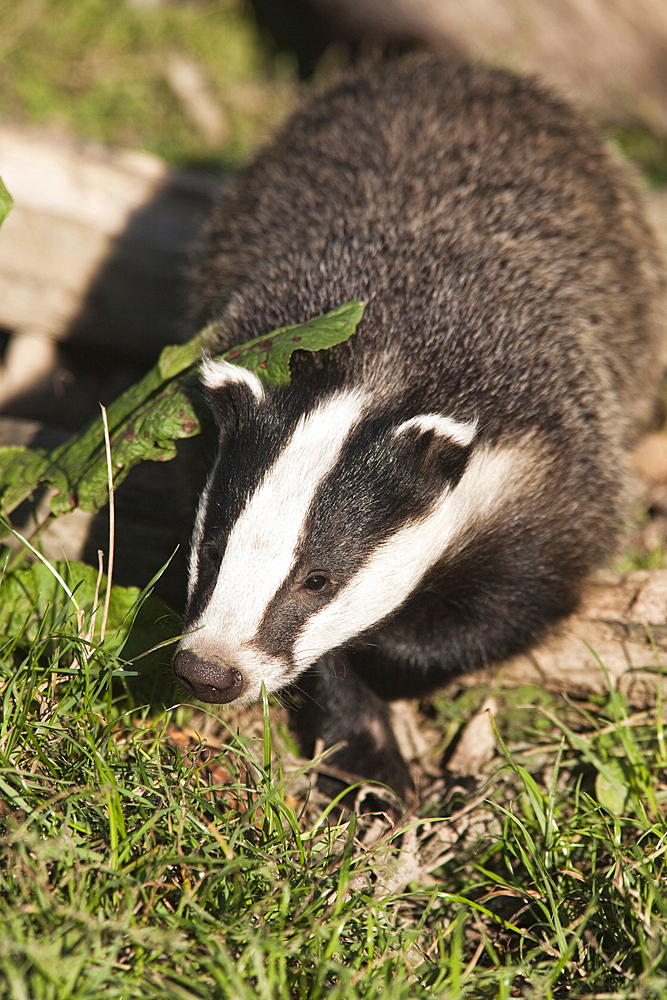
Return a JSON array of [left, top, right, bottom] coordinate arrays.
[[0, 558, 171, 656], [221, 300, 366, 386], [595, 757, 629, 815], [0, 300, 365, 517]]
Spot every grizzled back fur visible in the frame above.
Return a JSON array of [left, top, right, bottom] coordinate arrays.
[[193, 57, 664, 434], [176, 56, 666, 797]]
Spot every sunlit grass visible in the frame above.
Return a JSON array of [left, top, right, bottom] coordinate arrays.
[[0, 0, 297, 168]]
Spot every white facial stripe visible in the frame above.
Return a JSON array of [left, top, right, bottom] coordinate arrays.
[[394, 412, 478, 447], [184, 388, 369, 697], [293, 441, 539, 672], [187, 454, 218, 599], [201, 357, 265, 402]]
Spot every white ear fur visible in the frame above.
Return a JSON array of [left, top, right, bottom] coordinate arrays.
[[393, 413, 477, 447], [200, 358, 265, 402]]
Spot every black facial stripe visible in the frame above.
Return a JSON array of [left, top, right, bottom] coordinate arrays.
[[252, 414, 474, 661], [301, 416, 471, 559], [253, 574, 315, 661]]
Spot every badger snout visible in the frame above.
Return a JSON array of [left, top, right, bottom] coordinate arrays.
[[173, 649, 244, 704]]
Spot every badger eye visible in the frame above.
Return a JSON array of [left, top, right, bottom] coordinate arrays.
[[202, 540, 221, 565], [303, 572, 329, 593]]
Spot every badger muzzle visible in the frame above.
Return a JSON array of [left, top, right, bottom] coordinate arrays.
[[172, 649, 244, 704]]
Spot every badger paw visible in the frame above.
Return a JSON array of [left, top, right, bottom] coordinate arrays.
[[289, 652, 416, 810]]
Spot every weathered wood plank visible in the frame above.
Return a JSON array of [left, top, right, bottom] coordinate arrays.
[[307, 0, 667, 135], [0, 124, 220, 422]]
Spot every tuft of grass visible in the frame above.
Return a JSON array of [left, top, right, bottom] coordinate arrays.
[[0, 652, 430, 996], [0, 548, 433, 999], [618, 545, 666, 572]]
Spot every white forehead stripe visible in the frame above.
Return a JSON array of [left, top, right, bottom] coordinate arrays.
[[201, 357, 265, 402], [394, 413, 478, 447], [184, 388, 368, 699], [293, 441, 537, 672]]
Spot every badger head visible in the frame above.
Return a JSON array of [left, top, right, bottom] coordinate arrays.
[[173, 357, 484, 705]]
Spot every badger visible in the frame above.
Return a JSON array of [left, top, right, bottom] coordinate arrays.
[[173, 56, 665, 798]]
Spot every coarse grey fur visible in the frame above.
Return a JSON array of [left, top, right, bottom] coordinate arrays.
[[179, 55, 666, 798]]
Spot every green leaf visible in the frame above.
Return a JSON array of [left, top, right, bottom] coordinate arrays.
[[0, 446, 50, 507], [0, 178, 12, 229], [220, 299, 366, 386], [0, 301, 365, 518], [0, 558, 169, 655], [595, 757, 628, 815]]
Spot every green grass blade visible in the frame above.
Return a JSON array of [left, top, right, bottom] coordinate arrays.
[[0, 178, 12, 228]]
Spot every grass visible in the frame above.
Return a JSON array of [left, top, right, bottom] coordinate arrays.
[[2, 569, 667, 998], [0, 648, 434, 997], [612, 128, 667, 189], [0, 0, 297, 169]]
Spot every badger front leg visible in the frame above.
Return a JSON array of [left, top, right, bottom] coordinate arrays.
[[289, 652, 415, 803]]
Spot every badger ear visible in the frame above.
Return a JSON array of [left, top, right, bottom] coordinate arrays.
[[201, 358, 265, 400], [200, 358, 265, 431], [393, 412, 477, 484], [393, 413, 477, 447]]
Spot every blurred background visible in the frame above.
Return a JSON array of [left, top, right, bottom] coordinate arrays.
[[1, 0, 666, 601]]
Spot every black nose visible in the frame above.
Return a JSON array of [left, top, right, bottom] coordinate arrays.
[[173, 649, 244, 704]]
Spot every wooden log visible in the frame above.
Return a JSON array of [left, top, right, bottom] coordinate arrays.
[[455, 569, 667, 704], [0, 124, 219, 426], [308, 0, 667, 136]]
